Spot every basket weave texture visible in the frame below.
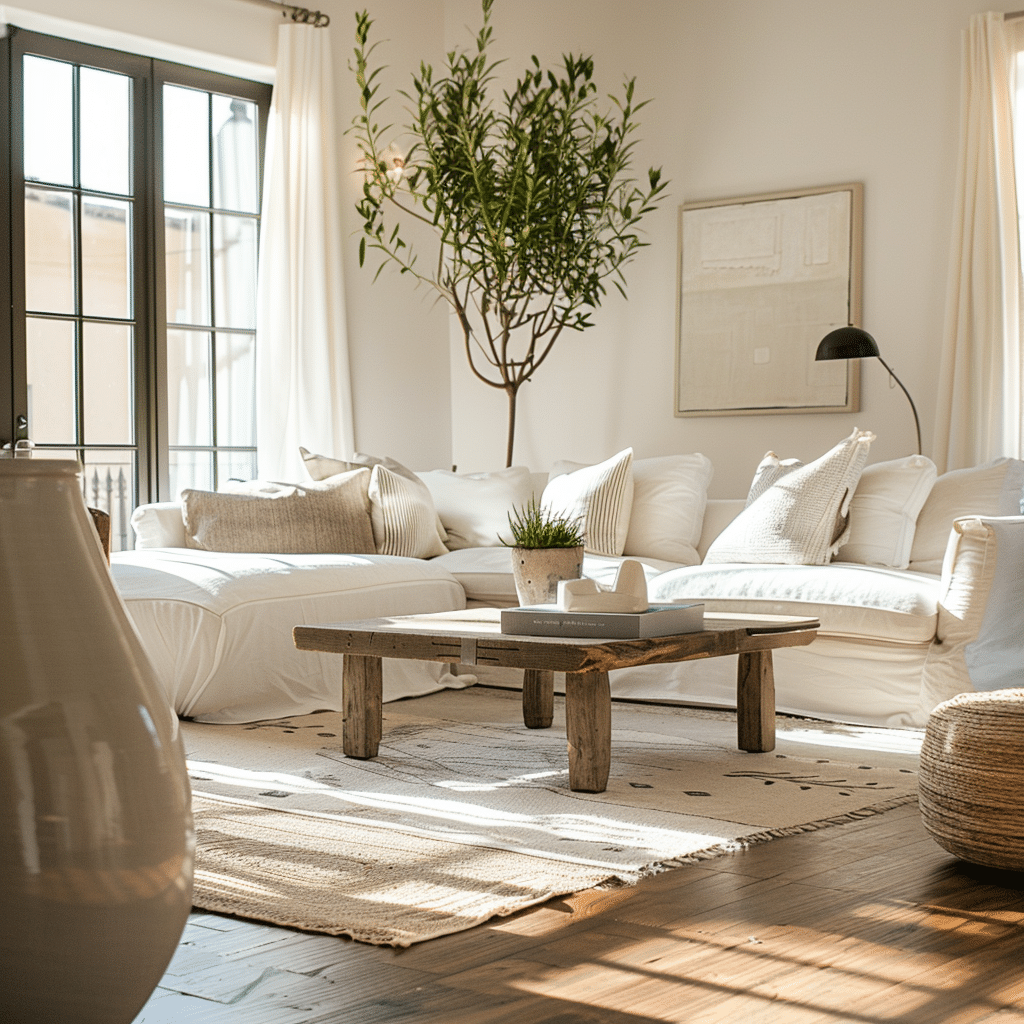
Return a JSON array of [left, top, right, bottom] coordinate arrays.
[[919, 689, 1024, 871]]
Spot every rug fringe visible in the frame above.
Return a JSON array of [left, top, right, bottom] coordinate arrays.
[[640, 792, 920, 874]]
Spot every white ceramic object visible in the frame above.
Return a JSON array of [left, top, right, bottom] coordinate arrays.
[[0, 460, 194, 1022], [557, 558, 650, 613]]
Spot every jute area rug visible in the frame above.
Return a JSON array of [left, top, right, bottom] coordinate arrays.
[[183, 686, 921, 947]]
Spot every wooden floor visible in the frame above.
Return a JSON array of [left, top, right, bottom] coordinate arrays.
[[133, 800, 1024, 1024]]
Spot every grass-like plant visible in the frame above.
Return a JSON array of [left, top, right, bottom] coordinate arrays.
[[505, 498, 585, 549], [350, 0, 666, 466]]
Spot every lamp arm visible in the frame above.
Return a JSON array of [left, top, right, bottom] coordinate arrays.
[[875, 356, 922, 455]]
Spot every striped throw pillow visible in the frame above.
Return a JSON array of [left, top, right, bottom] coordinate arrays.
[[368, 464, 449, 558], [542, 448, 634, 556]]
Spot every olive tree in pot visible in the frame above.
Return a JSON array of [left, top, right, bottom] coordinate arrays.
[[505, 497, 585, 606], [351, 0, 666, 466]]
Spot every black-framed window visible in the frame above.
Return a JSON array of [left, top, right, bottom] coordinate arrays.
[[0, 29, 271, 549]]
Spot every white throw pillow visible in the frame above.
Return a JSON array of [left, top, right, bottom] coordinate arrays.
[[542, 448, 634, 556], [908, 457, 1024, 574], [745, 452, 803, 507], [367, 464, 449, 558], [298, 446, 359, 480], [836, 455, 937, 569], [418, 466, 534, 549], [181, 469, 375, 554], [704, 429, 875, 565], [549, 453, 712, 564]]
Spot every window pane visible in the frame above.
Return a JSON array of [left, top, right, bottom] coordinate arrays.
[[82, 449, 136, 553], [26, 317, 76, 443], [167, 329, 212, 446], [165, 208, 211, 325], [217, 450, 257, 484], [82, 197, 132, 319], [24, 55, 73, 186], [215, 332, 255, 446], [213, 213, 257, 328], [163, 85, 210, 206], [25, 188, 75, 314], [169, 449, 212, 498], [213, 95, 259, 214], [80, 67, 131, 196], [83, 322, 133, 444]]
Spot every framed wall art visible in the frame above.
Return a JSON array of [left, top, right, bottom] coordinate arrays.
[[675, 182, 863, 417]]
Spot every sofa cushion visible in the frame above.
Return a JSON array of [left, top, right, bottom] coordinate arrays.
[[111, 549, 467, 723], [181, 470, 375, 554], [418, 466, 534, 550], [542, 447, 634, 556], [367, 464, 448, 558], [431, 546, 686, 606], [550, 453, 712, 565], [704, 429, 875, 565], [649, 561, 940, 644], [909, 458, 1024, 574], [837, 455, 937, 569]]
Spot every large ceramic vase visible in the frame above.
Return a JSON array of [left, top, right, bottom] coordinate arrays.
[[511, 544, 585, 605], [0, 459, 194, 1023]]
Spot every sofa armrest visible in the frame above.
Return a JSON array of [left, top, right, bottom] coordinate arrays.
[[936, 515, 1024, 691], [130, 502, 187, 548]]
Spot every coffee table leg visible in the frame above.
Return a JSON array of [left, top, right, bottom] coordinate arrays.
[[565, 671, 611, 793], [737, 650, 775, 752], [343, 654, 383, 758], [522, 668, 554, 729]]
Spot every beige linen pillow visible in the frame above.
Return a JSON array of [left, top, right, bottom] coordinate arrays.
[[367, 464, 449, 558], [418, 466, 534, 549], [299, 446, 449, 551], [836, 455, 937, 569], [908, 457, 1024, 574], [548, 453, 712, 564], [704, 429, 875, 565], [181, 469, 374, 553], [542, 447, 634, 556]]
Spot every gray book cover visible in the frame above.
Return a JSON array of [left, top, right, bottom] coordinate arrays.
[[500, 603, 704, 639]]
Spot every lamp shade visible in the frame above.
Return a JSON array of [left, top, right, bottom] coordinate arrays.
[[815, 326, 881, 362]]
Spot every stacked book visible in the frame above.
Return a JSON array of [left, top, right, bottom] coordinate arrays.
[[500, 602, 704, 639]]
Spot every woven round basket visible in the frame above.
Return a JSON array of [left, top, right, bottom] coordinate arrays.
[[919, 689, 1024, 871]]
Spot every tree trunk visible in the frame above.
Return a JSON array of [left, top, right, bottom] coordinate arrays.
[[505, 384, 518, 468]]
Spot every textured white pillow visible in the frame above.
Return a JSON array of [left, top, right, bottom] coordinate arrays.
[[745, 452, 803, 507], [367, 464, 449, 558], [298, 446, 359, 480], [704, 429, 875, 565], [836, 455, 937, 569], [542, 448, 634, 556], [909, 457, 1024, 574], [418, 466, 534, 549], [181, 469, 375, 554], [549, 453, 712, 564]]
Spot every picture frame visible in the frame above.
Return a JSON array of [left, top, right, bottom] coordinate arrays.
[[675, 182, 863, 417]]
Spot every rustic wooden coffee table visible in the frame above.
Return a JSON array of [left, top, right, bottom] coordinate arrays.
[[293, 608, 819, 793]]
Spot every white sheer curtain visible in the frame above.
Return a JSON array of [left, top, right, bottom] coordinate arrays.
[[256, 23, 354, 483], [935, 12, 1024, 472]]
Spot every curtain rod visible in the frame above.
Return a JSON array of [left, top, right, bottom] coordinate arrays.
[[1006, 10, 1024, 20], [236, 0, 329, 28]]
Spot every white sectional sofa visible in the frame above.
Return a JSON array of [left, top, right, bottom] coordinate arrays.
[[110, 439, 1024, 729]]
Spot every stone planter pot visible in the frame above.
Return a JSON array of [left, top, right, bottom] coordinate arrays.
[[0, 459, 194, 1023], [511, 545, 585, 605]]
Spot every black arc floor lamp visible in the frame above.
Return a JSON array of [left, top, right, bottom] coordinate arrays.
[[815, 326, 922, 455]]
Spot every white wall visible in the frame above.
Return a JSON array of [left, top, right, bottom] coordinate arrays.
[[8, 0, 1022, 489], [444, 0, 1020, 494]]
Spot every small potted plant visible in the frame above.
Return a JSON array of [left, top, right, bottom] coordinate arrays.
[[505, 498, 585, 606]]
